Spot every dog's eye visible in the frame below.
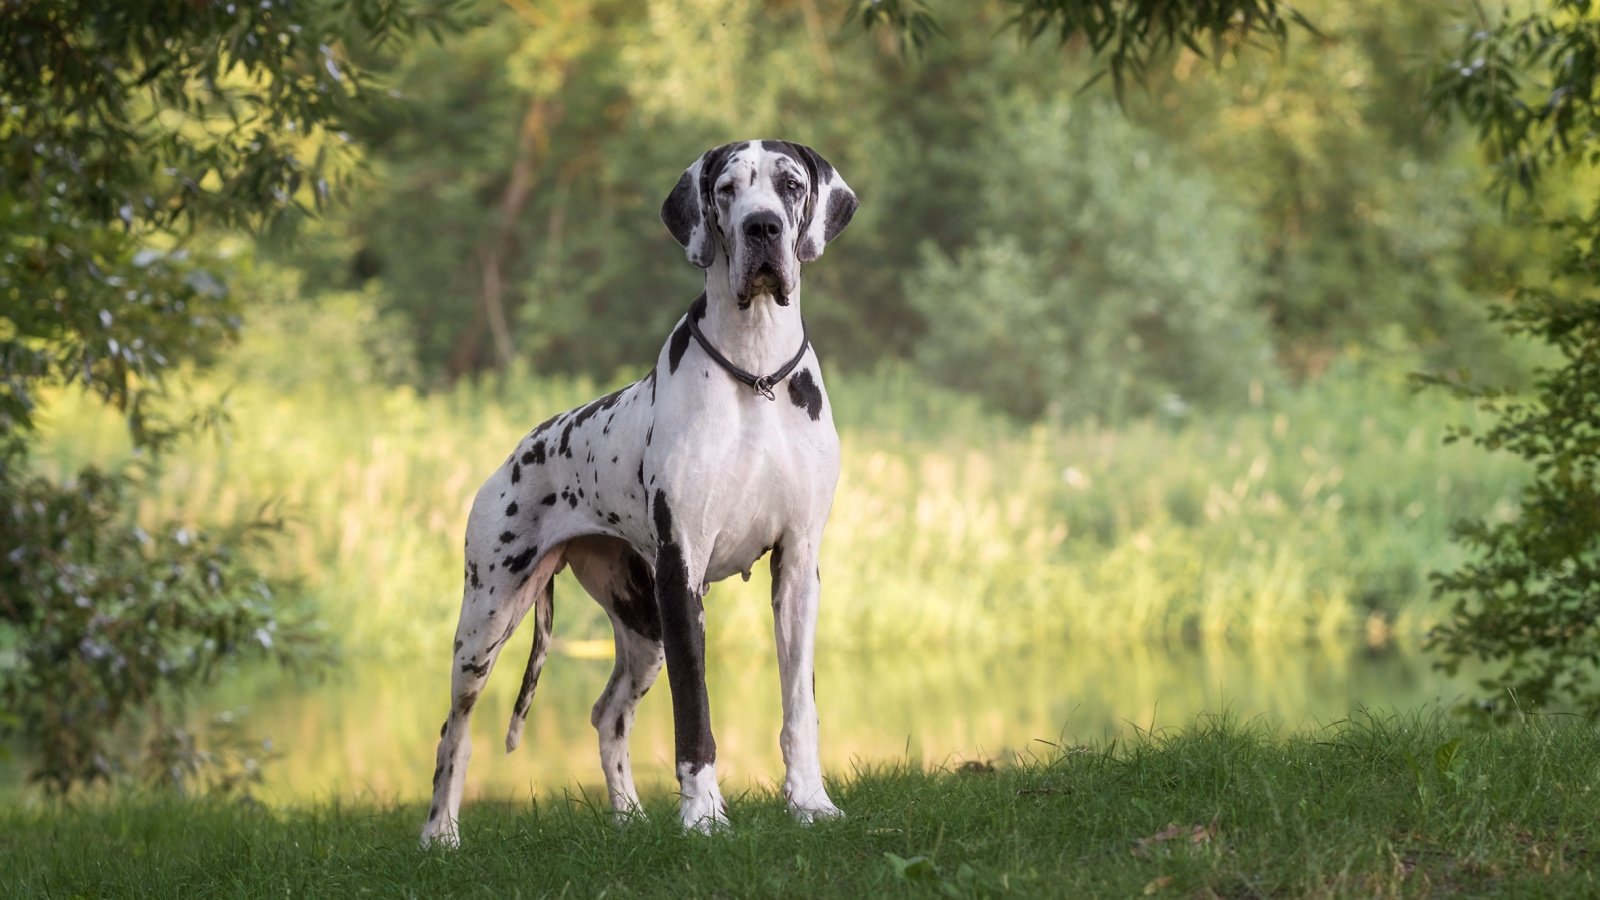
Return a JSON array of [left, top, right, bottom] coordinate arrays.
[[785, 178, 802, 193], [717, 182, 735, 196]]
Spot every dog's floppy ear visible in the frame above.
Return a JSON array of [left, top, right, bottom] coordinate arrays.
[[661, 144, 733, 269], [789, 144, 857, 263]]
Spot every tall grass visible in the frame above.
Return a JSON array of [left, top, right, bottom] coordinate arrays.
[[34, 362, 1521, 658]]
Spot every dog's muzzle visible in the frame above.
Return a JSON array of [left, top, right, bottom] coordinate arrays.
[[735, 211, 795, 307]]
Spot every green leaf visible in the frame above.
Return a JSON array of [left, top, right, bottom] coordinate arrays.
[[884, 852, 939, 883]]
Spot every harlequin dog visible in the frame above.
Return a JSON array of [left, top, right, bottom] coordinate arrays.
[[419, 140, 858, 847]]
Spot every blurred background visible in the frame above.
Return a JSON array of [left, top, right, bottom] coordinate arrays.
[[6, 0, 1562, 803]]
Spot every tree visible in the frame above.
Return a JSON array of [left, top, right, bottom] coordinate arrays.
[[850, 0, 1315, 92], [0, 0, 450, 791], [1422, 1, 1600, 716], [858, 2, 1600, 710], [906, 99, 1270, 420]]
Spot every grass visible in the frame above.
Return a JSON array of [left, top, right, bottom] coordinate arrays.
[[5, 712, 1598, 898], [32, 360, 1524, 658]]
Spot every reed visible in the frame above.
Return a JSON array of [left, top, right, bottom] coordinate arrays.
[[33, 363, 1521, 658]]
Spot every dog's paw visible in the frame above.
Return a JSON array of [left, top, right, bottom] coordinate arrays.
[[677, 762, 729, 834], [609, 804, 648, 829], [419, 821, 460, 850], [679, 793, 730, 834], [784, 781, 844, 826], [790, 798, 844, 825], [682, 807, 730, 834]]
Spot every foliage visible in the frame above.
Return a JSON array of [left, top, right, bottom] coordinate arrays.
[[0, 468, 322, 793], [857, 0, 1315, 96], [0, 0, 448, 790], [906, 98, 1271, 420], [1145, 3, 1525, 379], [296, 0, 1521, 421], [8, 713, 1600, 897], [1422, 1, 1600, 716]]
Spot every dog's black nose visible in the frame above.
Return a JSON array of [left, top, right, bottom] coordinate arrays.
[[742, 211, 782, 242]]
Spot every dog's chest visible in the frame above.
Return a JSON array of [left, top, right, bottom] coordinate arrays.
[[651, 384, 839, 582]]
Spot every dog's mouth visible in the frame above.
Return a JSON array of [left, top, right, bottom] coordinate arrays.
[[736, 263, 789, 309]]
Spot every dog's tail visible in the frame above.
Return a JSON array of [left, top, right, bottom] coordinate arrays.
[[504, 577, 555, 754]]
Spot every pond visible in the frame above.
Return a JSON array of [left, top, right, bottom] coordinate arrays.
[[187, 633, 1477, 807]]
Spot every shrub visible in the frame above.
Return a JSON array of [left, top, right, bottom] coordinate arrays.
[[906, 98, 1273, 421]]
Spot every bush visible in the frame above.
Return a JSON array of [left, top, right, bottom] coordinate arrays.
[[0, 465, 322, 793], [906, 98, 1273, 421], [0, 0, 444, 791]]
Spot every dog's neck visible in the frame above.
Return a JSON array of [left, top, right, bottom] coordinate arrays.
[[701, 260, 807, 378]]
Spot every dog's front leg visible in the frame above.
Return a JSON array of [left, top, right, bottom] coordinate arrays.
[[652, 498, 727, 832], [769, 537, 842, 823]]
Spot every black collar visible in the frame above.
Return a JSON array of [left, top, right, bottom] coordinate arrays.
[[686, 301, 810, 401]]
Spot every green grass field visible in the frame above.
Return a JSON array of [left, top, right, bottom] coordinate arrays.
[[5, 713, 1596, 898]]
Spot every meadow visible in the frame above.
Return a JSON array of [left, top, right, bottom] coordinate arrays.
[[18, 356, 1530, 808], [6, 713, 1598, 898], [37, 360, 1523, 660]]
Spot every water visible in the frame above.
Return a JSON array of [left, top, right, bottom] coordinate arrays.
[[186, 635, 1477, 807]]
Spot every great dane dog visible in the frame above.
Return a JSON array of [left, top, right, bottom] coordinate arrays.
[[419, 140, 858, 847]]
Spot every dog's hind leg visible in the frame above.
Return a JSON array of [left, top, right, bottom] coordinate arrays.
[[565, 536, 665, 818], [420, 541, 566, 849]]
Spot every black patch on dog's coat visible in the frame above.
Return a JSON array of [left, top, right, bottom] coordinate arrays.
[[668, 295, 710, 374], [529, 412, 560, 439], [505, 501, 519, 516], [787, 368, 823, 421], [572, 388, 624, 431], [653, 490, 716, 771], [504, 545, 539, 574], [459, 659, 489, 676], [511, 462, 521, 483], [765, 156, 809, 231], [558, 420, 576, 459], [668, 322, 691, 374], [612, 550, 662, 642], [824, 186, 856, 244], [662, 169, 701, 248], [498, 531, 516, 545], [468, 563, 481, 590], [762, 139, 833, 182], [541, 493, 557, 506]]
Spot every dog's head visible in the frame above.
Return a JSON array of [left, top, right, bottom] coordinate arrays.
[[661, 140, 857, 308]]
